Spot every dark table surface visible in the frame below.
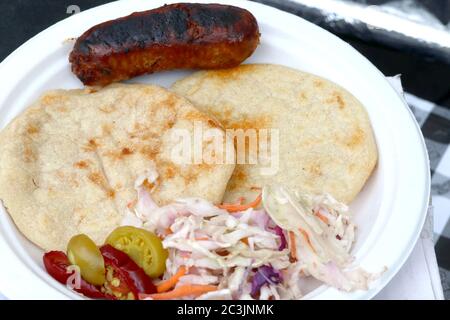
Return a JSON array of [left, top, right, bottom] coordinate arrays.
[[0, 0, 449, 299], [2, 0, 450, 106]]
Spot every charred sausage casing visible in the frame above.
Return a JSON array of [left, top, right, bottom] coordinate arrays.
[[69, 3, 260, 86]]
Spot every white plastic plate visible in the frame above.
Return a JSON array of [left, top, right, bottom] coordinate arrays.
[[0, 0, 430, 300]]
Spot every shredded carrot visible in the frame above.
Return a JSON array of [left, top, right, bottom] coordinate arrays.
[[218, 197, 245, 207], [195, 237, 209, 241], [143, 285, 218, 300], [127, 199, 137, 209], [315, 211, 329, 225], [241, 237, 249, 246], [159, 228, 173, 240], [216, 249, 229, 257], [289, 231, 297, 261], [218, 194, 262, 213], [299, 228, 316, 253], [156, 266, 187, 293]]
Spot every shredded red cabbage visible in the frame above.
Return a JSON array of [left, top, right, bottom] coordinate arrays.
[[273, 226, 287, 250], [250, 265, 282, 298]]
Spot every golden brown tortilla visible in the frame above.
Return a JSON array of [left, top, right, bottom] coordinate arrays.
[[0, 84, 235, 250], [171, 64, 378, 204]]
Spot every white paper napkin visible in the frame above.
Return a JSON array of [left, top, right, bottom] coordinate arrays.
[[374, 205, 444, 299], [373, 77, 444, 300]]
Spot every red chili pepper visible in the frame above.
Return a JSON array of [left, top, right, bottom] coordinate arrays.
[[100, 244, 156, 298], [43, 251, 113, 299]]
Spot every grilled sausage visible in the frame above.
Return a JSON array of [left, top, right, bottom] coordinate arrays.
[[69, 3, 260, 86]]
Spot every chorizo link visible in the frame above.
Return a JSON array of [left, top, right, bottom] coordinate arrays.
[[69, 3, 260, 86]]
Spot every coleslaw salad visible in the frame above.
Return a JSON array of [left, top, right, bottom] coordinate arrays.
[[123, 171, 383, 300]]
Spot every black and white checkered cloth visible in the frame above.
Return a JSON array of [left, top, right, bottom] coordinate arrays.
[[404, 92, 450, 299]]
